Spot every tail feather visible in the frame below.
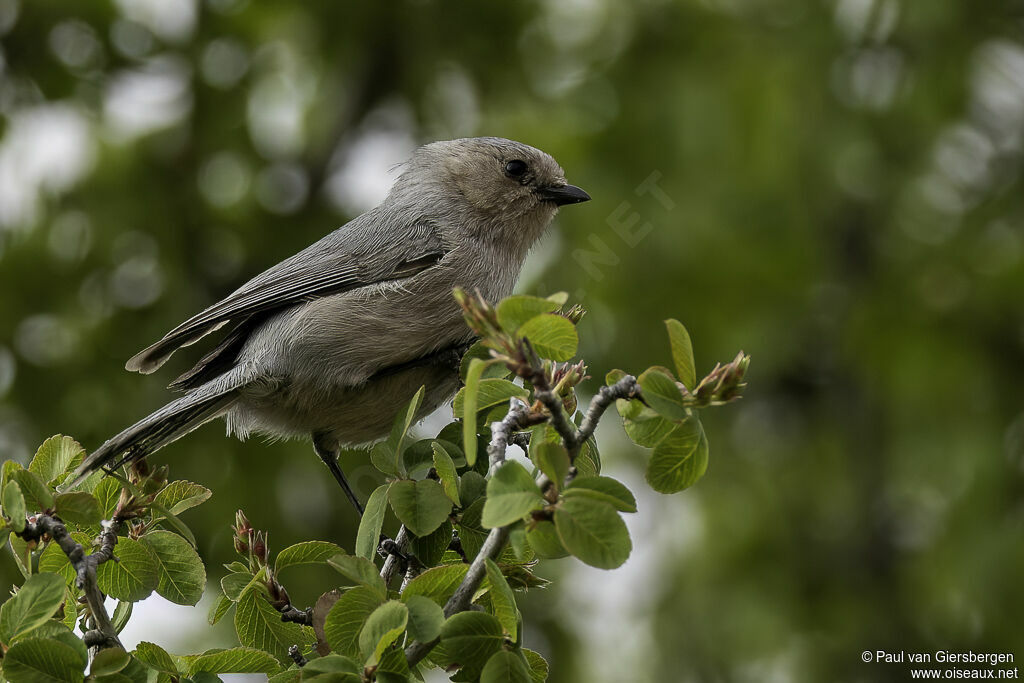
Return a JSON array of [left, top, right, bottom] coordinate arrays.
[[74, 386, 239, 483]]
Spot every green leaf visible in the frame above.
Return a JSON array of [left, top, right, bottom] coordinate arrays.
[[516, 314, 578, 361], [522, 649, 549, 683], [370, 442, 401, 478], [0, 573, 67, 642], [274, 541, 345, 575], [484, 559, 518, 640], [11, 469, 53, 512], [388, 479, 452, 537], [110, 600, 132, 634], [376, 646, 411, 682], [90, 647, 130, 677], [531, 442, 569, 491], [323, 586, 384, 659], [53, 492, 101, 526], [481, 462, 544, 529], [554, 497, 632, 569], [92, 477, 123, 520], [496, 295, 560, 331], [355, 484, 389, 561], [327, 554, 387, 600], [564, 476, 637, 513], [621, 409, 676, 447], [29, 436, 85, 485], [481, 650, 532, 683], [438, 611, 505, 673], [153, 480, 212, 516], [404, 594, 444, 643], [463, 358, 497, 467], [187, 647, 282, 675], [3, 480, 26, 533], [221, 572, 251, 601], [372, 385, 426, 478], [646, 417, 708, 493], [637, 367, 689, 421], [358, 600, 408, 666], [234, 575, 313, 664], [453, 378, 529, 416], [460, 342, 511, 382], [400, 564, 468, 606], [302, 653, 360, 675], [432, 442, 461, 506], [457, 499, 489, 561], [408, 520, 453, 568], [140, 530, 206, 605], [13, 621, 86, 666], [458, 471, 487, 507], [96, 537, 160, 602], [2, 636, 86, 682], [146, 501, 197, 548], [132, 642, 179, 676], [665, 319, 697, 389], [208, 592, 233, 625]]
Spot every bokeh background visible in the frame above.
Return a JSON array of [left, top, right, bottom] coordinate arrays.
[[2, 0, 1023, 681]]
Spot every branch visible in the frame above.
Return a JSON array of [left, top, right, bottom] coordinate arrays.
[[576, 375, 639, 447], [20, 515, 123, 650], [403, 401, 522, 667], [379, 526, 411, 586]]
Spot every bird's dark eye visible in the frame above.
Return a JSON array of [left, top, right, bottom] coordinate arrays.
[[504, 159, 528, 178]]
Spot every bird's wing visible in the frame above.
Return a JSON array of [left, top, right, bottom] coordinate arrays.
[[126, 221, 448, 375]]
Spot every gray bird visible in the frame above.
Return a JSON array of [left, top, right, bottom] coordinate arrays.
[[74, 137, 590, 514]]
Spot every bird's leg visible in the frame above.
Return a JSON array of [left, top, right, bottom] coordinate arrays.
[[312, 435, 364, 516]]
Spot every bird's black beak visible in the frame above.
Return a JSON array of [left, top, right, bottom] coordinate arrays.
[[537, 183, 591, 206]]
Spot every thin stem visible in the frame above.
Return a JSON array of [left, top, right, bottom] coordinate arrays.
[[22, 515, 123, 650]]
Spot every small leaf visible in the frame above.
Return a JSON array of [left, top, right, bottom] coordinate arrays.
[[110, 600, 132, 634], [554, 497, 632, 569], [96, 536, 160, 602], [133, 642, 179, 676], [408, 520, 453, 568], [463, 358, 497, 467], [404, 594, 444, 643], [516, 314, 578, 361], [484, 559, 518, 640], [496, 295, 559, 331], [564, 476, 637, 513], [355, 484, 389, 561], [92, 477, 123, 520], [459, 471, 487, 507], [327, 554, 387, 600], [147, 501, 198, 548], [0, 572, 67, 642], [457, 499, 489, 561], [29, 436, 85, 485], [154, 480, 212, 516], [481, 650, 532, 683], [208, 593, 233, 625], [401, 564, 468, 606], [388, 479, 452, 537], [453, 379, 529, 416], [234, 575, 313, 664], [301, 653, 360, 676], [481, 462, 544, 529], [3, 481, 26, 533], [437, 611, 505, 673], [526, 520, 568, 559], [358, 600, 408, 666], [637, 367, 689, 421], [460, 342, 510, 382], [274, 540, 345, 575], [2, 636, 86, 682], [374, 385, 426, 478], [187, 647, 282, 675], [323, 586, 385, 659], [221, 572, 252, 601], [10, 469, 53, 512], [53, 492, 102, 526], [522, 648, 549, 683], [432, 442, 461, 506], [665, 319, 697, 389], [646, 417, 708, 493], [90, 647, 130, 677], [621, 410, 676, 447], [141, 530, 206, 605], [531, 442, 569, 490]]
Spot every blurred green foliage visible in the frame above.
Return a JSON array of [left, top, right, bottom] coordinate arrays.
[[1, 0, 1023, 681]]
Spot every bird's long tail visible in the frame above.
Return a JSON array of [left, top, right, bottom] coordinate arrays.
[[73, 385, 239, 483]]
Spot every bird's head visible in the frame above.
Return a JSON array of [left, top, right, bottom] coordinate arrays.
[[392, 137, 590, 252]]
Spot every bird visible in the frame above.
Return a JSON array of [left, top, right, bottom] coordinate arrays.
[[73, 137, 590, 514]]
